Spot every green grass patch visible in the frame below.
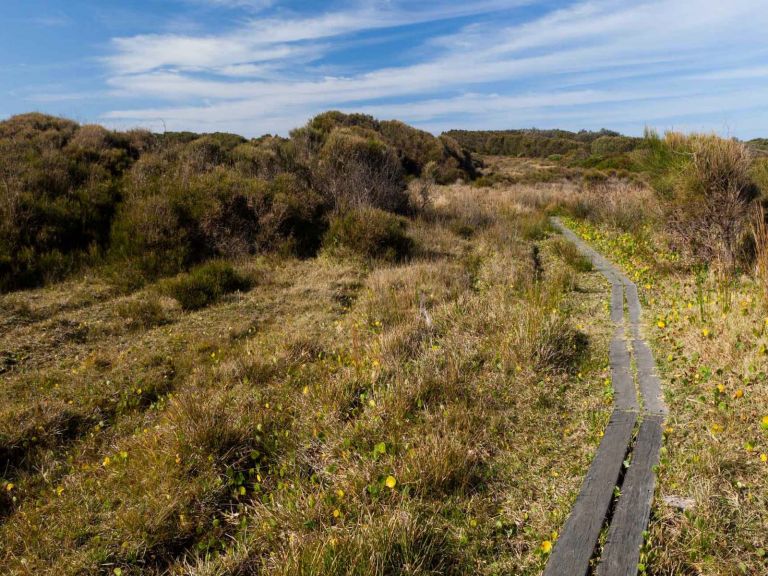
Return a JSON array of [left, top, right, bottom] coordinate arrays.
[[159, 261, 251, 310], [324, 207, 415, 262]]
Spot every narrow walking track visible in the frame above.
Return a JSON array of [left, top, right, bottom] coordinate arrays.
[[544, 218, 667, 576]]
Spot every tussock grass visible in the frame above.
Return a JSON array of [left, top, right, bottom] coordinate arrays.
[[642, 131, 760, 270], [0, 182, 611, 575], [159, 261, 252, 310], [116, 297, 170, 329]]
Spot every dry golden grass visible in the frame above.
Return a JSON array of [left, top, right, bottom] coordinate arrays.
[[0, 182, 613, 575], [532, 176, 768, 575], [646, 273, 768, 576]]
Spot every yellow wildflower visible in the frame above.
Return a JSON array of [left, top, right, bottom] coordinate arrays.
[[541, 540, 553, 554], [385, 475, 397, 489]]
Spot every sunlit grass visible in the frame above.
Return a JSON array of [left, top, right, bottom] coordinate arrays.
[[560, 216, 768, 575], [0, 183, 612, 575]]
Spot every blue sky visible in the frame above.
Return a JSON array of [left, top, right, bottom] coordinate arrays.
[[2, 0, 768, 137]]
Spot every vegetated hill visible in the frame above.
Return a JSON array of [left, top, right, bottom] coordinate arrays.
[[4, 121, 768, 575], [748, 138, 768, 154], [0, 181, 612, 575], [443, 128, 644, 172], [443, 128, 641, 157], [0, 111, 476, 293]]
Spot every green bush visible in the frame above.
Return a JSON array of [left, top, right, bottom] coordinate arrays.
[[117, 298, 170, 329], [159, 261, 251, 310], [0, 114, 137, 291], [590, 135, 640, 156], [0, 111, 475, 292], [293, 112, 476, 186], [324, 208, 414, 261], [110, 166, 326, 284], [641, 130, 760, 268], [313, 127, 407, 212]]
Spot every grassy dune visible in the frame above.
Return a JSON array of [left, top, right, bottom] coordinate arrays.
[[505, 151, 768, 575], [1, 184, 612, 575], [5, 117, 766, 575]]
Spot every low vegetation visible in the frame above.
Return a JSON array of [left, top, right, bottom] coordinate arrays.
[[4, 112, 767, 575], [499, 130, 768, 575], [158, 261, 251, 311], [0, 178, 612, 574], [0, 111, 476, 293], [444, 128, 642, 173]]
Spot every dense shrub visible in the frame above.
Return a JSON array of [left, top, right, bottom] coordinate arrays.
[[324, 207, 414, 261], [435, 135, 477, 183], [590, 135, 640, 156], [313, 128, 407, 212], [0, 114, 141, 291], [108, 182, 209, 281], [112, 168, 326, 281], [642, 130, 760, 268], [444, 129, 642, 171], [379, 120, 477, 182], [159, 261, 251, 310], [254, 174, 326, 256], [0, 111, 476, 292], [232, 136, 303, 180], [293, 112, 476, 184]]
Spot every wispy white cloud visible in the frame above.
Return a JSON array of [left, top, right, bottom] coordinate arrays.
[[104, 1, 523, 77], [688, 66, 768, 81], [197, 0, 276, 9], [99, 0, 768, 136]]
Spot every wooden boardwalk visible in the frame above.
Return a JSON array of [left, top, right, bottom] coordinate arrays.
[[544, 219, 667, 576]]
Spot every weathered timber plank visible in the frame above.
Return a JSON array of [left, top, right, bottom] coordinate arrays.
[[610, 326, 637, 412], [597, 415, 664, 576], [632, 339, 667, 416], [611, 284, 624, 324], [543, 409, 637, 576], [623, 282, 641, 326]]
